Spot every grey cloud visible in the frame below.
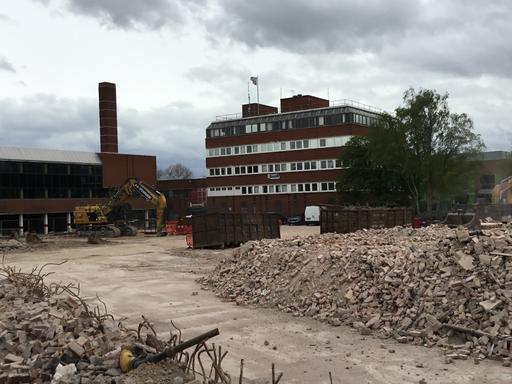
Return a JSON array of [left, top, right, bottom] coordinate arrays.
[[209, 0, 512, 78], [36, 0, 205, 30], [0, 58, 15, 73], [0, 95, 98, 150], [67, 0, 180, 29], [383, 1, 512, 78], [119, 102, 212, 176], [208, 0, 419, 52], [0, 94, 210, 177]]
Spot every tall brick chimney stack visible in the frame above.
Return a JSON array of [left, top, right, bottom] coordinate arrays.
[[98, 82, 118, 153]]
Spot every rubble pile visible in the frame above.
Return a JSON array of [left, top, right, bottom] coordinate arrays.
[[26, 232, 43, 244], [0, 239, 27, 251], [87, 234, 107, 245], [0, 271, 195, 383], [202, 225, 512, 361]]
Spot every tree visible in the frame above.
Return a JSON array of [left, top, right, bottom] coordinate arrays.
[[158, 163, 193, 180], [337, 134, 410, 206], [338, 88, 485, 215]]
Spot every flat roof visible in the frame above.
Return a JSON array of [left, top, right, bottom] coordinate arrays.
[[212, 99, 385, 126], [0, 146, 101, 164], [480, 151, 510, 161]]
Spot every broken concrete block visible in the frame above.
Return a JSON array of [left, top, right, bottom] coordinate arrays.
[[75, 336, 88, 347], [4, 353, 23, 364], [454, 251, 474, 271], [365, 314, 381, 329], [456, 229, 470, 243], [6, 372, 31, 384], [480, 299, 502, 311], [67, 341, 85, 358]]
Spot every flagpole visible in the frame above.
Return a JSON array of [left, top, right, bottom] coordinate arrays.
[[256, 75, 260, 115], [247, 81, 251, 115]]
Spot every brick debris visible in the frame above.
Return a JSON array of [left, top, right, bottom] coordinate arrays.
[[201, 225, 512, 363]]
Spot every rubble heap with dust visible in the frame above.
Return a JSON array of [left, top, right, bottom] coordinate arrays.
[[0, 263, 202, 384], [202, 225, 512, 362]]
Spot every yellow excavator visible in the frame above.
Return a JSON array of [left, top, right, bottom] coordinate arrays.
[[73, 178, 167, 237], [491, 176, 512, 204]]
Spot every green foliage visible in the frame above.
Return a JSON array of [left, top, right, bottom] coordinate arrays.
[[338, 135, 410, 206], [338, 88, 485, 214]]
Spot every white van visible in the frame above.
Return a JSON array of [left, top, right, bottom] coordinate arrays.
[[304, 205, 320, 225]]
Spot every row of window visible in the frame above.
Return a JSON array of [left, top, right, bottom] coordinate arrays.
[[208, 159, 342, 177], [0, 161, 108, 200], [0, 161, 101, 175], [0, 188, 105, 199], [0, 174, 102, 188], [207, 135, 352, 158], [207, 112, 378, 138], [207, 181, 337, 197]]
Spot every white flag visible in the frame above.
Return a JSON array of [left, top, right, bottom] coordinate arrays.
[[250, 76, 258, 86]]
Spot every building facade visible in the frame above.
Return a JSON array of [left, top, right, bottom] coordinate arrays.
[[205, 95, 383, 217], [156, 178, 207, 220], [0, 83, 157, 235], [476, 151, 512, 202]]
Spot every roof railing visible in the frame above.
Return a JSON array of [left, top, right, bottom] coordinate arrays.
[[215, 112, 242, 121], [329, 99, 388, 114], [214, 99, 387, 121]]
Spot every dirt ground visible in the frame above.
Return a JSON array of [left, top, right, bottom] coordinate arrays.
[[3, 226, 511, 383]]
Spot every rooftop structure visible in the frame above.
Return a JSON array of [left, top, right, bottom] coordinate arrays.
[[0, 146, 101, 164]]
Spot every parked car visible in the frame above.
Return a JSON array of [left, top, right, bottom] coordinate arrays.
[[287, 215, 303, 225]]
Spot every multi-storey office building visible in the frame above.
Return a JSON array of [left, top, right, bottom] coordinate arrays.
[[205, 95, 383, 217]]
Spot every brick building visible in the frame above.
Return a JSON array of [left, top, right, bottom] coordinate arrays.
[[156, 178, 207, 220], [0, 83, 157, 235], [476, 151, 512, 202], [205, 95, 383, 217]]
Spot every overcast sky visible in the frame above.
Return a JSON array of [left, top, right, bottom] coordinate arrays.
[[0, 0, 511, 177]]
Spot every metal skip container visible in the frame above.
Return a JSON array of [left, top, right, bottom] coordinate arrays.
[[191, 212, 281, 248], [320, 206, 413, 234]]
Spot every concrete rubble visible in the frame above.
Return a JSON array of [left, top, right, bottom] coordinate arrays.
[[201, 224, 512, 362], [0, 239, 27, 252], [0, 273, 196, 383]]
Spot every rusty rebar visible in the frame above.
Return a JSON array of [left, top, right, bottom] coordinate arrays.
[[239, 359, 244, 384]]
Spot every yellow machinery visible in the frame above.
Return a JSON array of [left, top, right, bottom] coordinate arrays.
[[73, 178, 167, 237], [491, 176, 512, 204]]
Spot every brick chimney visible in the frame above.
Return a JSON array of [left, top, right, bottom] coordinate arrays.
[[98, 82, 118, 153]]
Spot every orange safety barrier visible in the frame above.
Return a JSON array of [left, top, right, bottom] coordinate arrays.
[[166, 221, 192, 236], [176, 224, 192, 235], [186, 233, 193, 248], [165, 221, 178, 235]]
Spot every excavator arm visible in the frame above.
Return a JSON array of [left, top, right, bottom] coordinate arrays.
[[101, 178, 167, 236], [491, 176, 512, 204]]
